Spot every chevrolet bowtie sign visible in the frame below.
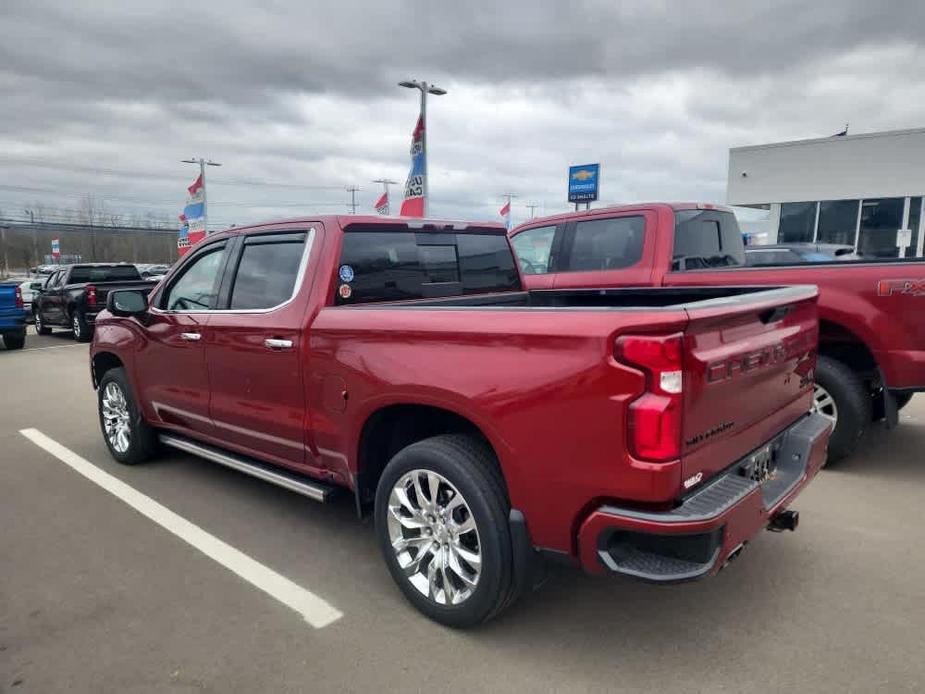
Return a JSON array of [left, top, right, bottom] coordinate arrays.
[[567, 163, 600, 203]]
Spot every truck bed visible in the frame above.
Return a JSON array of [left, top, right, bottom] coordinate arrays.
[[312, 283, 818, 551], [345, 285, 812, 310]]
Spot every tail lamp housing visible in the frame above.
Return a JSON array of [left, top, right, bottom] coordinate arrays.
[[14, 286, 24, 310], [86, 284, 97, 307], [615, 333, 684, 462]]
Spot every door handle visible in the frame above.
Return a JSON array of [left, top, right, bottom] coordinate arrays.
[[264, 338, 293, 350], [179, 332, 202, 341]]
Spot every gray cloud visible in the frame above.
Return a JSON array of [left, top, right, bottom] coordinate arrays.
[[2, 0, 925, 228]]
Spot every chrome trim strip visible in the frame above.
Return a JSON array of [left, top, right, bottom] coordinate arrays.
[[159, 433, 332, 502], [150, 227, 317, 316]]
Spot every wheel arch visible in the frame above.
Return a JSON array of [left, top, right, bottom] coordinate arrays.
[[354, 403, 510, 515], [818, 319, 879, 382], [92, 351, 125, 389]]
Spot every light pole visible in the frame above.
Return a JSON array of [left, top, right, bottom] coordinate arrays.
[[398, 80, 447, 217], [181, 157, 221, 234]]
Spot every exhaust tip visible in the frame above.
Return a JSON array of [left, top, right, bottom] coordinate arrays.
[[768, 509, 799, 532]]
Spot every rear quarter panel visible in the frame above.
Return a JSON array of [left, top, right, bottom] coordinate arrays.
[[308, 305, 691, 552]]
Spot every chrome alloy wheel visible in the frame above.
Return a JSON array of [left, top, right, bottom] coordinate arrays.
[[101, 382, 131, 453], [387, 469, 482, 606], [813, 383, 838, 424]]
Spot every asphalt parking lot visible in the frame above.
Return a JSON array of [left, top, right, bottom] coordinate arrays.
[[2, 328, 924, 693]]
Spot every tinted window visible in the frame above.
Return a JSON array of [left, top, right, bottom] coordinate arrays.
[[566, 217, 644, 271], [817, 200, 858, 246], [511, 225, 556, 274], [163, 246, 225, 311], [779, 202, 816, 243], [672, 210, 745, 270], [69, 265, 141, 283], [230, 236, 306, 309], [337, 231, 519, 304]]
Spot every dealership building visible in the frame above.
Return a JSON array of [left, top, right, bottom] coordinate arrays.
[[727, 128, 925, 258]]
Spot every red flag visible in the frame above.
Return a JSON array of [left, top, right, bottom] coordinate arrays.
[[374, 191, 389, 214], [499, 201, 510, 217], [187, 174, 203, 196]]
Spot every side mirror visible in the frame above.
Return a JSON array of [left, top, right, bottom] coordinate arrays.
[[30, 281, 44, 291], [107, 289, 149, 318]]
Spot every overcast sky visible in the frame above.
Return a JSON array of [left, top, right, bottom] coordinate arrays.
[[3, 0, 925, 229]]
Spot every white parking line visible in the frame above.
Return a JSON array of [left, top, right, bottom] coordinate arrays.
[[19, 428, 343, 629], [18, 343, 87, 352]]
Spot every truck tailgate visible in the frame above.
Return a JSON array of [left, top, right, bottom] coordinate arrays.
[[680, 286, 818, 484], [0, 285, 22, 324]]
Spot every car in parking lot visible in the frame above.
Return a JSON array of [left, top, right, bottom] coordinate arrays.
[[32, 263, 157, 341], [89, 215, 830, 626], [0, 281, 27, 350], [510, 203, 925, 463]]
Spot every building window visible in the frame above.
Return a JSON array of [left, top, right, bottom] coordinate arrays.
[[858, 198, 904, 258], [817, 200, 859, 246], [778, 202, 816, 243]]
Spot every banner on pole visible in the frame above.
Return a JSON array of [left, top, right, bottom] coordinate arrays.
[[179, 174, 207, 255], [51, 238, 61, 258], [374, 191, 389, 215], [499, 201, 512, 230], [399, 116, 425, 217]]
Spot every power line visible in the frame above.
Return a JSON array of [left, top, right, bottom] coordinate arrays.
[[0, 156, 347, 190]]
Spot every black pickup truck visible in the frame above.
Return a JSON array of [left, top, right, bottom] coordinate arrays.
[[32, 264, 157, 342]]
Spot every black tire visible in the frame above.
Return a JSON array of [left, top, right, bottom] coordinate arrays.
[[34, 310, 51, 335], [871, 391, 914, 421], [374, 434, 515, 627], [97, 367, 158, 465], [3, 332, 26, 350], [815, 355, 870, 465], [72, 310, 91, 342]]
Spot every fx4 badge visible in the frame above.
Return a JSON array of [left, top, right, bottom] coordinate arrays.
[[877, 279, 925, 297]]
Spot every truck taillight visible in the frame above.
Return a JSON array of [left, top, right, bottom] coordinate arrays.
[[615, 333, 684, 462], [14, 286, 24, 310], [87, 284, 97, 307]]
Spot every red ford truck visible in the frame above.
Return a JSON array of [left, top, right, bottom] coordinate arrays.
[[511, 203, 925, 464], [90, 216, 830, 626]]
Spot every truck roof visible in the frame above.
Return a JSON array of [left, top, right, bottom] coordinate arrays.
[[209, 215, 508, 239], [511, 202, 734, 230]]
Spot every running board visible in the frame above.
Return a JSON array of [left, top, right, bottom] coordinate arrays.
[[159, 433, 337, 502]]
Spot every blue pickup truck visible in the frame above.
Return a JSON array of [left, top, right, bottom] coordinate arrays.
[[0, 281, 27, 350]]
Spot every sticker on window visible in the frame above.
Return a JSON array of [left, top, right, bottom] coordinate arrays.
[[338, 283, 352, 299], [338, 264, 355, 283]]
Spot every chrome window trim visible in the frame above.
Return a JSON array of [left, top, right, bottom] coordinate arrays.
[[149, 227, 316, 316]]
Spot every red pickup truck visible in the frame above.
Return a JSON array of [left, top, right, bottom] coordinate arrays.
[[511, 203, 925, 463], [90, 216, 830, 626]]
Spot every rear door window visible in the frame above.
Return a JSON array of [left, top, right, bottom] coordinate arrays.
[[672, 209, 746, 271], [511, 225, 557, 275], [337, 230, 519, 304], [228, 233, 307, 310], [562, 216, 645, 272]]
